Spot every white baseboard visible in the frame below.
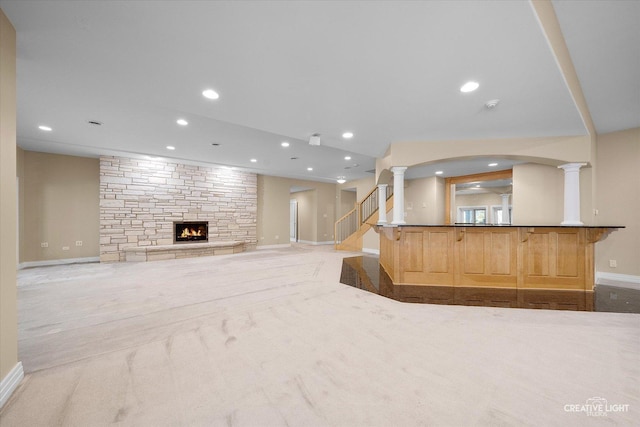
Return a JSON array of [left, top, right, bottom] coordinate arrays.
[[18, 256, 100, 270], [0, 362, 24, 409], [596, 272, 640, 291], [256, 243, 291, 250], [297, 240, 334, 245], [362, 248, 380, 255]]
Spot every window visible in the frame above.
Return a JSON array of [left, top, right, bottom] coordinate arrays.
[[458, 207, 487, 224]]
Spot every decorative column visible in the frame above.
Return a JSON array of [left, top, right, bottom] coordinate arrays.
[[377, 184, 388, 224], [391, 167, 407, 225], [500, 194, 511, 225], [558, 163, 586, 225]]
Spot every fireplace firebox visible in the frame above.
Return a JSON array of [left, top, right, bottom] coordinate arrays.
[[174, 221, 208, 243]]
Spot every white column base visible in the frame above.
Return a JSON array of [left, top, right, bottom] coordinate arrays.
[[560, 220, 584, 226]]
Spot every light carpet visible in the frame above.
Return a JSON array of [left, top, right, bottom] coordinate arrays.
[[1, 245, 638, 426]]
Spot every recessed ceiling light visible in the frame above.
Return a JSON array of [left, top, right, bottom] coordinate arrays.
[[460, 81, 479, 93], [281, 141, 290, 147], [250, 158, 257, 163], [38, 125, 52, 131], [337, 178, 346, 184], [166, 146, 176, 150], [342, 132, 354, 139], [344, 156, 351, 160], [488, 162, 498, 167], [307, 167, 313, 171], [435, 171, 444, 175], [202, 89, 219, 100], [176, 119, 188, 126]]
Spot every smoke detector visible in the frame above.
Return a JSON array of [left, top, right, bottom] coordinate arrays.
[[309, 133, 321, 146], [485, 99, 500, 109]]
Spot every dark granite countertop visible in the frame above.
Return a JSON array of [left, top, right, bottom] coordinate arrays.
[[376, 224, 625, 229]]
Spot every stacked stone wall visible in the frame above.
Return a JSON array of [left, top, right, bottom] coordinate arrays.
[[100, 156, 257, 262]]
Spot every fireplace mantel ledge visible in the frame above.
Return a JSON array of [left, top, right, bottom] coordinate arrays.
[[123, 241, 244, 262]]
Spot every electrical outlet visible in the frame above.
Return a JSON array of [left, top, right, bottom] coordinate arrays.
[[609, 259, 617, 268], [62, 246, 70, 251], [40, 242, 48, 248], [75, 241, 83, 246]]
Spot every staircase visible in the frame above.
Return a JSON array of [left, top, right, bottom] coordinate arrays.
[[335, 185, 393, 251]]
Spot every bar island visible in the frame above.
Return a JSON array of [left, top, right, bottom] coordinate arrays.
[[377, 225, 622, 311]]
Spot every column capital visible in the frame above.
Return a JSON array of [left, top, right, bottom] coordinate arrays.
[[558, 163, 587, 172], [377, 183, 388, 188], [390, 166, 408, 174]]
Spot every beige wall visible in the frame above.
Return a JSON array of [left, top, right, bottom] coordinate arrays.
[[512, 163, 564, 225], [257, 175, 291, 246], [316, 182, 336, 243], [291, 190, 316, 242], [0, 6, 18, 386], [258, 175, 336, 246], [595, 127, 640, 276], [16, 147, 24, 262], [405, 176, 445, 224], [339, 190, 356, 217], [21, 151, 99, 262]]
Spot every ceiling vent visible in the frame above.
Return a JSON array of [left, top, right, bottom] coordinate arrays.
[[309, 133, 321, 146], [485, 99, 500, 109]]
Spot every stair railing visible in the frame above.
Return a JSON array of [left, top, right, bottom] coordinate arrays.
[[335, 206, 358, 245], [359, 184, 394, 224], [335, 184, 395, 247]]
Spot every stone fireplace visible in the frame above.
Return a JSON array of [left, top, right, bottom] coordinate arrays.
[[174, 221, 208, 243], [99, 156, 257, 262]]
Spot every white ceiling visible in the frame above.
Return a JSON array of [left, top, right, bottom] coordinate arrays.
[[1, 0, 638, 183]]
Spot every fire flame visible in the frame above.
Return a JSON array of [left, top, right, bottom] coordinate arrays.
[[180, 227, 203, 238]]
